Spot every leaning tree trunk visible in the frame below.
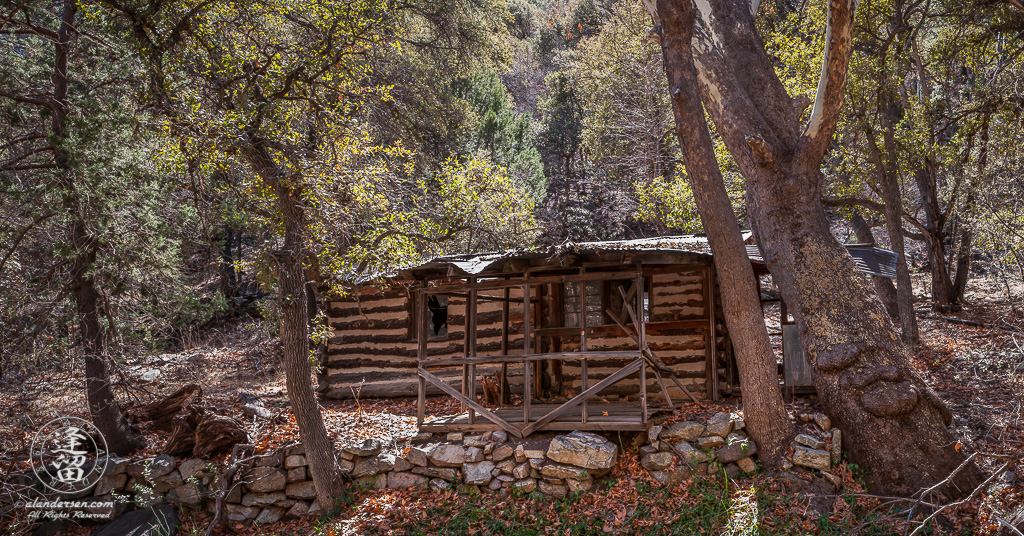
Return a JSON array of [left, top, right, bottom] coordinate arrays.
[[244, 142, 345, 508], [655, 3, 792, 465], [53, 0, 145, 454], [914, 164, 959, 312], [649, 0, 982, 496]]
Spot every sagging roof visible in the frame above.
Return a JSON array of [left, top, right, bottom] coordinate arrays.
[[380, 234, 897, 282]]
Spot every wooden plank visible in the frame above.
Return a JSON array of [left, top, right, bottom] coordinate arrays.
[[501, 286, 510, 405], [523, 281, 531, 425], [468, 280, 477, 424], [580, 269, 588, 425], [420, 350, 642, 367], [608, 304, 700, 404], [423, 271, 640, 294], [636, 273, 647, 425], [706, 266, 719, 401], [521, 358, 643, 435], [417, 289, 428, 427], [418, 367, 523, 438]]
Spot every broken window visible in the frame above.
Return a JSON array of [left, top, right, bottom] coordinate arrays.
[[427, 295, 448, 339]]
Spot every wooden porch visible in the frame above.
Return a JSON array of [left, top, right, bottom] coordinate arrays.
[[414, 265, 708, 438]]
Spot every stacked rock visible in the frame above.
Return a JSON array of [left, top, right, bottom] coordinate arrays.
[[641, 412, 758, 484]]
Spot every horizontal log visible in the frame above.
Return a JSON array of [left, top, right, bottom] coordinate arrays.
[[422, 350, 641, 367]]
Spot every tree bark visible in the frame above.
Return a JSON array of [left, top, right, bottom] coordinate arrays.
[[654, 0, 793, 465], [650, 0, 982, 496], [52, 0, 146, 455], [914, 162, 958, 312], [849, 212, 900, 322], [243, 141, 345, 508]]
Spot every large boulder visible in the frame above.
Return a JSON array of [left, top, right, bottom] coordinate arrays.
[[546, 432, 617, 474], [92, 505, 177, 536], [427, 444, 468, 467]]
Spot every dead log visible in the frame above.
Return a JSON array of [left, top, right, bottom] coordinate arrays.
[[164, 405, 202, 456], [126, 384, 202, 431], [193, 414, 249, 458]]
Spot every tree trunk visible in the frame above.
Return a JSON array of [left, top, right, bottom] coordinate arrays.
[[243, 141, 346, 507], [914, 163, 958, 312], [651, 0, 982, 496], [655, 1, 793, 465], [850, 213, 900, 322], [53, 0, 145, 455]]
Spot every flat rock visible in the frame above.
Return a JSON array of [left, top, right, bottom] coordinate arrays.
[[412, 466, 460, 481], [463, 461, 495, 485], [172, 482, 203, 506], [242, 491, 286, 507], [697, 436, 724, 450], [540, 463, 590, 481], [641, 452, 673, 472], [284, 455, 307, 469], [245, 467, 287, 493], [226, 504, 259, 523], [813, 413, 832, 432], [513, 478, 537, 493], [660, 422, 704, 442], [831, 429, 842, 465], [491, 431, 509, 443], [128, 454, 177, 480], [793, 446, 831, 471], [95, 474, 127, 496], [255, 506, 285, 524], [648, 425, 663, 443], [492, 445, 514, 462], [177, 459, 205, 482], [737, 457, 757, 474], [286, 481, 317, 500], [351, 454, 396, 478], [428, 444, 468, 467], [566, 477, 593, 493], [465, 447, 485, 463], [446, 432, 464, 442], [717, 438, 757, 464], [674, 441, 710, 464], [343, 438, 382, 457], [354, 474, 388, 490], [539, 480, 568, 498], [429, 478, 450, 490], [407, 446, 429, 467], [285, 501, 309, 518], [92, 504, 177, 536], [287, 467, 306, 482], [794, 434, 825, 450], [546, 431, 617, 474], [101, 456, 131, 476], [706, 412, 737, 437], [388, 472, 428, 488]]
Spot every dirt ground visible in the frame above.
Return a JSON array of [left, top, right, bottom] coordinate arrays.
[[1, 275, 1022, 535]]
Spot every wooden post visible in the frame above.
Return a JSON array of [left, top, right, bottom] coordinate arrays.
[[636, 272, 647, 424], [705, 266, 720, 401], [468, 279, 477, 424], [500, 286, 510, 405], [417, 288, 428, 427], [579, 271, 588, 424], [523, 280, 531, 425]]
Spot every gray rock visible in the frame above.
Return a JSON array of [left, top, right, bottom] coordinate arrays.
[[831, 429, 842, 465], [343, 438, 383, 457], [94, 474, 127, 496], [513, 478, 537, 493], [717, 438, 757, 464], [465, 447, 485, 463], [245, 467, 287, 493], [706, 412, 737, 438], [492, 445, 514, 462], [152, 473, 183, 493], [648, 425, 663, 443], [464, 436, 486, 448], [412, 466, 460, 481], [640, 444, 659, 457], [736, 457, 757, 474], [660, 422, 705, 442], [243, 491, 286, 507], [285, 501, 309, 518], [566, 477, 593, 493], [429, 478, 450, 490], [428, 444, 468, 467], [308, 500, 323, 516], [407, 446, 429, 467], [496, 459, 516, 474], [286, 481, 317, 500], [446, 432, 464, 441], [733, 418, 746, 431], [794, 434, 825, 450], [524, 448, 545, 460], [641, 452, 673, 472], [540, 463, 590, 480], [287, 467, 306, 482], [793, 446, 831, 471], [92, 505, 177, 536], [393, 457, 413, 473], [339, 459, 355, 473], [255, 451, 282, 467], [725, 463, 742, 480], [284, 455, 307, 468], [226, 504, 259, 522], [351, 454, 396, 478], [488, 478, 502, 490], [514, 444, 526, 463], [173, 482, 203, 506], [697, 436, 725, 450], [496, 474, 515, 482], [354, 474, 388, 490], [177, 459, 205, 482], [463, 461, 495, 485], [546, 431, 617, 474], [491, 431, 509, 443], [674, 441, 710, 464], [513, 463, 530, 479], [821, 471, 841, 488], [727, 431, 748, 442], [128, 454, 176, 480], [539, 480, 568, 498], [255, 506, 285, 524], [101, 456, 131, 476], [484, 443, 494, 456], [285, 444, 306, 457], [813, 413, 832, 432], [388, 472, 428, 488]]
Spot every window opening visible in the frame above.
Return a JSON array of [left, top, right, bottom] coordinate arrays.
[[427, 295, 448, 339]]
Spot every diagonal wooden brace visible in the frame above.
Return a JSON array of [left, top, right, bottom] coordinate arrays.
[[418, 367, 524, 438], [520, 358, 643, 436]]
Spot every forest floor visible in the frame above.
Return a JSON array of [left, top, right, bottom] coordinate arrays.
[[1, 276, 1022, 535]]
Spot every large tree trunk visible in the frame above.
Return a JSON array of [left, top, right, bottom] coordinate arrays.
[[655, 1, 792, 465], [650, 0, 982, 496], [244, 142, 345, 508], [914, 163, 959, 312], [53, 0, 145, 454], [850, 212, 900, 322]]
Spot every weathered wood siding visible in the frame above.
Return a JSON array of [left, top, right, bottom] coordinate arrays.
[[323, 265, 728, 400]]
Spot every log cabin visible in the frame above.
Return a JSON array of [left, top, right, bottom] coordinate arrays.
[[320, 235, 897, 437]]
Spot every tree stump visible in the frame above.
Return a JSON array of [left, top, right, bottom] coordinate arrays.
[[126, 384, 202, 431], [193, 414, 249, 458], [164, 405, 202, 456]]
